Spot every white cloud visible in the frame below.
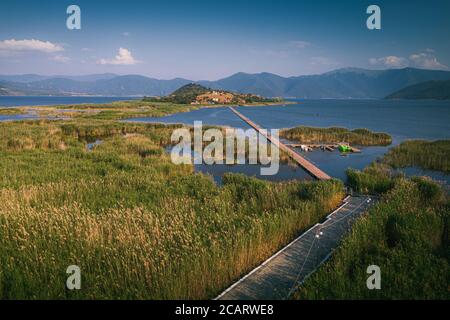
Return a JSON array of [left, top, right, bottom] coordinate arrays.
[[289, 40, 311, 49], [98, 48, 139, 65], [409, 52, 448, 70], [369, 56, 408, 68], [50, 55, 70, 63], [121, 32, 131, 37], [369, 52, 448, 70], [0, 39, 63, 53]]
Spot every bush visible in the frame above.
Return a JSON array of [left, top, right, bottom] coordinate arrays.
[[385, 215, 403, 248], [411, 176, 444, 204], [346, 163, 396, 194], [298, 179, 344, 201], [222, 173, 269, 202]]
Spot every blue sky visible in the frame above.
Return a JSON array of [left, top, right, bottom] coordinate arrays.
[[0, 0, 449, 80]]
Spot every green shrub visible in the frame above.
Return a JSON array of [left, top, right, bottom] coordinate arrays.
[[385, 215, 403, 248], [298, 179, 344, 201], [411, 176, 444, 204], [222, 173, 269, 202], [346, 163, 396, 194]]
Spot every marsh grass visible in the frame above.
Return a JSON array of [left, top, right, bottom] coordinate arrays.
[[295, 177, 449, 299], [22, 100, 197, 121], [295, 139, 450, 299], [0, 119, 344, 299], [383, 140, 450, 173], [22, 98, 288, 122], [346, 163, 397, 195], [346, 139, 450, 195], [0, 108, 25, 115], [281, 126, 392, 146]]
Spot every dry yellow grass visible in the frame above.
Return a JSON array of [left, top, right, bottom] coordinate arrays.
[[0, 119, 344, 299]]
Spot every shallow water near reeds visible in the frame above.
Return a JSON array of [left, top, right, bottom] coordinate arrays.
[[131, 99, 450, 182]]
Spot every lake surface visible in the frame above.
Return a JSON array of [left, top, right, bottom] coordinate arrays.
[[0, 114, 40, 121], [130, 99, 450, 183], [0, 96, 138, 107], [130, 100, 450, 141]]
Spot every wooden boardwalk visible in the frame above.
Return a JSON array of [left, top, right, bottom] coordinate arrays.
[[215, 195, 374, 300], [229, 107, 331, 180]]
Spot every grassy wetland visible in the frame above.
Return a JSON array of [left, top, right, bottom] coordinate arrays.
[[296, 140, 450, 299], [383, 139, 450, 173], [0, 102, 345, 299], [346, 139, 450, 195], [4, 100, 446, 300], [13, 100, 198, 121], [280, 126, 392, 146]]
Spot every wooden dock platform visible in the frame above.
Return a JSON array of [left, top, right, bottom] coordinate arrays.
[[215, 195, 374, 300], [285, 143, 361, 153], [229, 107, 331, 180]]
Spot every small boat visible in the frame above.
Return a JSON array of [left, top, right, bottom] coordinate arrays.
[[338, 144, 352, 152], [300, 144, 312, 152]]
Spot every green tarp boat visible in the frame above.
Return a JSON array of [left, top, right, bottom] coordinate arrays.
[[338, 144, 352, 152]]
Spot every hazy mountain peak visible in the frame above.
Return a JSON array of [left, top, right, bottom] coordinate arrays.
[[1, 68, 450, 98]]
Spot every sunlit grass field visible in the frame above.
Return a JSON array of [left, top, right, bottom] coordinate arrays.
[[0, 114, 344, 299], [296, 177, 449, 299], [296, 141, 450, 299], [9, 100, 197, 121]]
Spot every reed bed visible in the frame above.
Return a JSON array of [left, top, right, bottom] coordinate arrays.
[[295, 140, 450, 299], [0, 108, 25, 115], [296, 177, 449, 299], [346, 163, 397, 195], [383, 139, 450, 173], [281, 126, 392, 146], [0, 120, 344, 299]]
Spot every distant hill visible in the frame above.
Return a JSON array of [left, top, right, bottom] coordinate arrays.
[[144, 83, 279, 104], [0, 74, 50, 83], [0, 73, 118, 83], [0, 75, 192, 96], [199, 72, 288, 97], [202, 68, 450, 99], [58, 73, 118, 82], [1, 67, 450, 98], [386, 80, 450, 100], [88, 75, 191, 96], [164, 83, 210, 104]]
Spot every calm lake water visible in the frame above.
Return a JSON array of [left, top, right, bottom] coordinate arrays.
[[0, 96, 137, 107], [2, 97, 449, 184], [129, 99, 450, 183]]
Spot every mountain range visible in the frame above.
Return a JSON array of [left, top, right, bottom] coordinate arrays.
[[1, 67, 450, 99], [386, 80, 450, 100]]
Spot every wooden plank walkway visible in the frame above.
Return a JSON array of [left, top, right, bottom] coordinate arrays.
[[215, 195, 375, 300], [229, 107, 331, 180]]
